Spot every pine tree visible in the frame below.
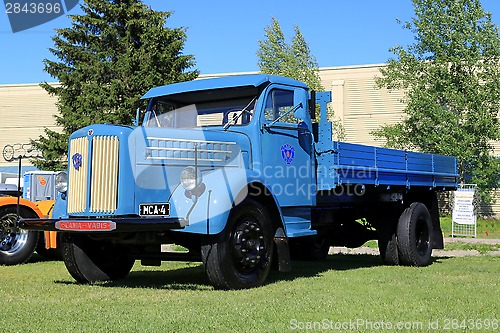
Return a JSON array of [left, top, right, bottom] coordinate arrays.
[[33, 0, 198, 170], [375, 0, 500, 201]]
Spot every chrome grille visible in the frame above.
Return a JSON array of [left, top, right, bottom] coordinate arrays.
[[90, 136, 119, 213], [68, 137, 89, 213], [146, 137, 236, 164], [67, 135, 119, 214]]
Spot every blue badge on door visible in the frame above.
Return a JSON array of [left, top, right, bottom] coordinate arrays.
[[281, 144, 295, 165]]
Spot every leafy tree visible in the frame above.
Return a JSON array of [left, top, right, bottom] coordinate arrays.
[[257, 18, 345, 139], [33, 0, 198, 170], [375, 0, 500, 201], [257, 17, 323, 92]]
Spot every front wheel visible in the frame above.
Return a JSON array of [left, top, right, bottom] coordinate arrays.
[[201, 199, 274, 290], [0, 207, 38, 265], [61, 234, 135, 283], [396, 202, 433, 266]]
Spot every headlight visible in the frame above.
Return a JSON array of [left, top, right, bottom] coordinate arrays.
[[55, 171, 68, 193], [180, 167, 201, 191]]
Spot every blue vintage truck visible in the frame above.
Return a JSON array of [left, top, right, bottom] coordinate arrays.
[[21, 75, 458, 289]]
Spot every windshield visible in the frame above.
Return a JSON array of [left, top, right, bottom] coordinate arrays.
[[143, 96, 257, 128]]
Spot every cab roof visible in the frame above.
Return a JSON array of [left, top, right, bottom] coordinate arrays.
[[141, 74, 308, 99]]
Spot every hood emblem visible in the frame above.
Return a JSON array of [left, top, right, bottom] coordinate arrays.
[[72, 153, 83, 170]]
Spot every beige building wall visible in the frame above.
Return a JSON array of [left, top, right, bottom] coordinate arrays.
[[320, 64, 406, 146], [0, 65, 498, 216], [0, 83, 61, 168]]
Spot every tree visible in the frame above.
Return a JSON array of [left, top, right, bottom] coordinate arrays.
[[375, 0, 500, 201], [257, 17, 323, 92], [257, 18, 345, 139], [33, 0, 198, 170]]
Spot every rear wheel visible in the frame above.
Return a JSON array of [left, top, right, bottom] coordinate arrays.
[[378, 226, 399, 265], [201, 199, 273, 290], [61, 233, 135, 283], [396, 202, 433, 266], [376, 208, 400, 266], [0, 207, 38, 265]]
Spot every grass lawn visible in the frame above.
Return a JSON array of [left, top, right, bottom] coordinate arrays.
[[1, 254, 499, 332], [440, 216, 500, 239]]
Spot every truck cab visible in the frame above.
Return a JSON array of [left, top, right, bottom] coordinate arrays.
[[21, 74, 458, 289]]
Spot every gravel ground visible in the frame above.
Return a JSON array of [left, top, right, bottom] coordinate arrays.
[[329, 237, 500, 257]]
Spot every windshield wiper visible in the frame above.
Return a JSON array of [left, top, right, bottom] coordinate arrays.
[[147, 109, 161, 127], [223, 97, 257, 131]]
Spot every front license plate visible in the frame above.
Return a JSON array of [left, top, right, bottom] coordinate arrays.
[[55, 221, 116, 231], [139, 203, 170, 217]]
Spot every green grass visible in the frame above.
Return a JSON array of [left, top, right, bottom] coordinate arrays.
[[1, 254, 499, 332], [440, 216, 500, 239], [442, 242, 500, 254]]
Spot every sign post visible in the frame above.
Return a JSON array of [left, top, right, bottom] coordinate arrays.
[[452, 184, 477, 238]]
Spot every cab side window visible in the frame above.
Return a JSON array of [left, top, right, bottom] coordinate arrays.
[[263, 89, 297, 124]]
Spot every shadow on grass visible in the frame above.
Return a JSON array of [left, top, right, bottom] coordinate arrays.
[[268, 253, 384, 285], [27, 253, 61, 264], [54, 264, 212, 291], [54, 253, 401, 291]]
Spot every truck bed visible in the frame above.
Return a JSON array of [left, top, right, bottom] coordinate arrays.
[[316, 141, 458, 190]]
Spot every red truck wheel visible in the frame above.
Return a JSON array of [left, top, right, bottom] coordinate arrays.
[[396, 202, 433, 266], [0, 207, 38, 265], [61, 233, 135, 283], [201, 199, 274, 290]]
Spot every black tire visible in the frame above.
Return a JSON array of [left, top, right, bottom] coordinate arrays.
[[201, 199, 274, 290], [378, 227, 399, 265], [0, 207, 38, 265], [376, 209, 400, 265], [61, 233, 135, 283], [396, 202, 433, 266]]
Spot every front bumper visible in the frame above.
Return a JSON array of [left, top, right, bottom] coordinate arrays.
[[20, 217, 187, 233]]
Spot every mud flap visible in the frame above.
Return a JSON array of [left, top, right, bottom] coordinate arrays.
[[429, 197, 444, 249], [273, 227, 291, 272], [44, 231, 58, 249]]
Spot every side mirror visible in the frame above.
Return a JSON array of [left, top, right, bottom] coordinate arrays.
[[293, 88, 307, 121]]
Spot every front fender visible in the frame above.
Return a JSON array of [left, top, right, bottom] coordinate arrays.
[[172, 168, 265, 235], [0, 197, 44, 218]]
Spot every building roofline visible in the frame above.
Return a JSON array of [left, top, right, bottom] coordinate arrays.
[[0, 82, 60, 88], [1, 63, 390, 87], [319, 63, 387, 71]]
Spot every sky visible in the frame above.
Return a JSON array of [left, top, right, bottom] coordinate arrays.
[[1, 0, 500, 85]]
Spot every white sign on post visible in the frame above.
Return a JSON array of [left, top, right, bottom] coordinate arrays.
[[452, 184, 477, 237]]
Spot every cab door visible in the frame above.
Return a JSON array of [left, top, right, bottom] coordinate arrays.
[[259, 86, 315, 207]]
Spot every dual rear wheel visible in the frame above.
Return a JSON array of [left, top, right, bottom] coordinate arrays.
[[378, 202, 433, 266]]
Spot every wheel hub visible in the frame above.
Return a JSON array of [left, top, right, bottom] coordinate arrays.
[[232, 220, 265, 272], [415, 218, 430, 256], [0, 213, 28, 253]]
